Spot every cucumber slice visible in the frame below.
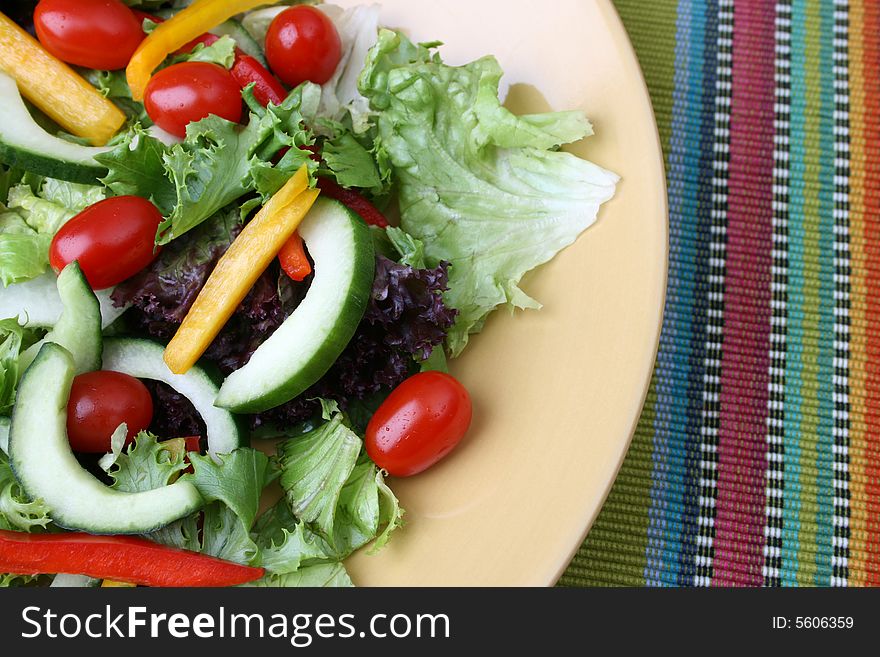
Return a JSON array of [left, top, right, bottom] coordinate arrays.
[[19, 263, 102, 375], [0, 72, 109, 184], [211, 19, 267, 65], [101, 338, 246, 458], [216, 198, 375, 413], [9, 344, 203, 534], [0, 272, 126, 329]]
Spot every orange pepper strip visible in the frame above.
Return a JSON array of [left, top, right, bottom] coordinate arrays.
[[278, 232, 312, 282], [126, 0, 284, 102], [164, 165, 319, 374], [0, 13, 125, 146]]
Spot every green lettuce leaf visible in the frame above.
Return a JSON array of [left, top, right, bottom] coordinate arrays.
[[187, 449, 272, 532], [200, 502, 259, 565], [321, 129, 387, 195], [242, 563, 353, 588], [105, 432, 189, 492], [258, 522, 330, 575], [277, 413, 361, 543], [0, 450, 51, 532], [7, 178, 105, 235], [276, 413, 403, 557], [0, 319, 24, 415], [1, 178, 105, 286], [97, 94, 317, 244], [0, 213, 52, 287], [329, 461, 403, 558], [359, 30, 619, 355], [171, 35, 237, 69]]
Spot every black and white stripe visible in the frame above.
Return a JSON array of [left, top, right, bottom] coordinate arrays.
[[695, 0, 733, 587], [764, 0, 791, 589], [831, 0, 851, 588]]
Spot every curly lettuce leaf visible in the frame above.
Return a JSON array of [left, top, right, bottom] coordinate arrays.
[[360, 30, 619, 355], [7, 178, 105, 235], [98, 92, 317, 244], [0, 450, 51, 532], [104, 432, 190, 492], [1, 179, 105, 286]]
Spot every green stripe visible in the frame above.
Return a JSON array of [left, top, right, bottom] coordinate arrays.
[[559, 0, 677, 586]]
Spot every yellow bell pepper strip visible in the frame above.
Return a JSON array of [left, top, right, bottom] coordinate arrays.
[[126, 0, 284, 102], [164, 165, 319, 374], [101, 580, 136, 588], [0, 12, 126, 146]]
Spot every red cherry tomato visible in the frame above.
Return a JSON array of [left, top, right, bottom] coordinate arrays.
[[144, 62, 243, 138], [49, 196, 162, 290], [366, 372, 473, 477], [67, 371, 154, 454], [265, 6, 342, 88], [34, 0, 145, 70]]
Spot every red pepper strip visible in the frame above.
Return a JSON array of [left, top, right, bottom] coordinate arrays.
[[0, 529, 264, 588], [232, 53, 287, 106], [178, 33, 286, 107], [317, 178, 391, 228], [278, 232, 312, 281]]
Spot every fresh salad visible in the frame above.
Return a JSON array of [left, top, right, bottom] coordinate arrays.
[[0, 0, 617, 588]]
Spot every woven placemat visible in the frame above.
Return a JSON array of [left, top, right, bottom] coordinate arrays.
[[560, 0, 880, 587]]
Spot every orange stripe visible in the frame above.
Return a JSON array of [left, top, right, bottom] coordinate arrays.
[[848, 0, 880, 587]]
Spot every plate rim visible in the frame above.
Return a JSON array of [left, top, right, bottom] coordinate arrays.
[[546, 0, 669, 585]]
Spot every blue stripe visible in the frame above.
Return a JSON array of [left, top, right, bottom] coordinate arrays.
[[677, 0, 718, 587], [645, 0, 711, 587]]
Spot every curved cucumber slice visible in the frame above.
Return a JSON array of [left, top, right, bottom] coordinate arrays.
[[19, 262, 102, 375], [0, 416, 8, 455], [0, 72, 109, 184], [0, 272, 126, 329], [101, 338, 246, 458], [9, 344, 203, 534], [216, 198, 374, 413]]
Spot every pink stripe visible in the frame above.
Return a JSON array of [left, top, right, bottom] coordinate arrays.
[[711, 0, 774, 587]]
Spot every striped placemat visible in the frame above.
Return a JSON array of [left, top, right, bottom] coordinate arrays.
[[560, 0, 879, 586]]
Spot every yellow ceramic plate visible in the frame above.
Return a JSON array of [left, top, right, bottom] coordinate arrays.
[[343, 0, 667, 585]]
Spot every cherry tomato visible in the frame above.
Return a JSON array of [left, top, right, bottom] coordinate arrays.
[[34, 0, 145, 70], [49, 196, 163, 290], [67, 371, 154, 453], [366, 372, 473, 477], [265, 6, 342, 88], [144, 62, 243, 138]]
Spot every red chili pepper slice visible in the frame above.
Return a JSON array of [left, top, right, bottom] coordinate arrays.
[[0, 529, 264, 588]]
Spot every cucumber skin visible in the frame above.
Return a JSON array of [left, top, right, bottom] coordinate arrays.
[[216, 201, 376, 414], [18, 262, 103, 376], [9, 344, 204, 534], [0, 139, 107, 185]]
